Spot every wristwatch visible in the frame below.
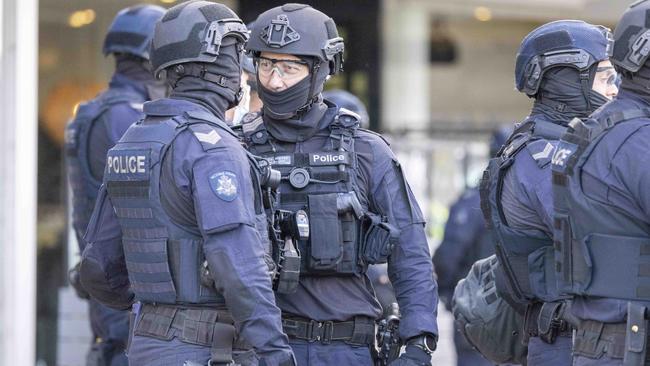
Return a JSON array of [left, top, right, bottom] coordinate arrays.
[[406, 334, 437, 354]]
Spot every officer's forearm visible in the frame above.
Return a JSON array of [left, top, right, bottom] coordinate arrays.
[[388, 224, 439, 340], [203, 225, 294, 362]]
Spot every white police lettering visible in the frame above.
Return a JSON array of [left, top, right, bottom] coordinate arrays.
[[312, 153, 346, 164], [107, 155, 147, 174], [552, 148, 573, 167]]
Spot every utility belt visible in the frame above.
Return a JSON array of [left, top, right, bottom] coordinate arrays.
[[523, 301, 573, 344], [574, 303, 650, 365], [281, 315, 375, 346], [134, 303, 250, 365]]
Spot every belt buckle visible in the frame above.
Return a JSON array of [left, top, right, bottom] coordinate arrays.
[[321, 321, 334, 345], [308, 320, 322, 342]]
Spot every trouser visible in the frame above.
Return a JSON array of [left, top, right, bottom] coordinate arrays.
[[527, 335, 573, 366], [453, 327, 492, 366], [127, 303, 254, 366], [87, 299, 129, 366], [289, 339, 373, 366]]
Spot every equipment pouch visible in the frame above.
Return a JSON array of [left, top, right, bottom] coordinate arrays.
[[361, 213, 399, 265], [307, 194, 343, 271], [624, 302, 648, 366]]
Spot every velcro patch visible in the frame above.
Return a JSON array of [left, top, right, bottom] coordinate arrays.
[[551, 140, 578, 173], [309, 152, 350, 166], [266, 154, 293, 166], [105, 149, 150, 181], [193, 130, 221, 145], [209, 171, 238, 202]]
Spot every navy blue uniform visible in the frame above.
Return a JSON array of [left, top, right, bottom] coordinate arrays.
[[241, 102, 439, 365], [433, 188, 493, 366], [65, 73, 149, 366], [81, 99, 294, 366], [554, 90, 650, 365], [482, 115, 573, 366]]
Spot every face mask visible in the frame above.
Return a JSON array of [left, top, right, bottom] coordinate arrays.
[[258, 75, 311, 120], [230, 83, 251, 126]]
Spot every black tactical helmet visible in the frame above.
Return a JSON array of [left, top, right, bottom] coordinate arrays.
[[612, 0, 650, 73], [247, 4, 344, 76], [149, 0, 249, 78]]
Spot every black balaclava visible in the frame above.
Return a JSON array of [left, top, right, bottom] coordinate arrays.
[[531, 66, 609, 125], [258, 56, 331, 142], [619, 58, 650, 103], [115, 54, 167, 100], [167, 44, 242, 121]]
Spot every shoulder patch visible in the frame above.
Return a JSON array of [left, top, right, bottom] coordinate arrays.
[[194, 130, 222, 145], [551, 140, 579, 172], [241, 113, 264, 134], [188, 124, 222, 150], [526, 140, 556, 168], [209, 171, 238, 201]]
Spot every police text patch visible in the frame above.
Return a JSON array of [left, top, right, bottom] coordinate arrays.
[[105, 149, 150, 180], [209, 171, 239, 201], [309, 152, 350, 166]]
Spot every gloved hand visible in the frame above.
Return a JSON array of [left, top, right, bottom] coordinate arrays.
[[68, 262, 90, 299], [388, 345, 432, 366]]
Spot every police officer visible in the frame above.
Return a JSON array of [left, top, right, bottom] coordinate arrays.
[[79, 2, 295, 365], [64, 5, 165, 366], [242, 4, 439, 365], [552, 2, 650, 365], [480, 20, 617, 366], [434, 127, 510, 366]]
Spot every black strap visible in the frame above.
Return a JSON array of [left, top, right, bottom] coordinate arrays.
[[281, 316, 375, 345]]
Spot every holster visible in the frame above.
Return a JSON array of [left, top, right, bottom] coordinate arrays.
[[523, 301, 572, 344]]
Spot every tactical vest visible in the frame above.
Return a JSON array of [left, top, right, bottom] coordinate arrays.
[[240, 109, 395, 278], [65, 89, 144, 246], [553, 107, 650, 301], [105, 109, 263, 305], [480, 118, 567, 305]]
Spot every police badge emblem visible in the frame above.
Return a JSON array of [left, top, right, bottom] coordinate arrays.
[[209, 171, 238, 201]]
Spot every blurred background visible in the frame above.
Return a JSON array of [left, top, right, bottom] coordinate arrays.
[[0, 0, 632, 365]]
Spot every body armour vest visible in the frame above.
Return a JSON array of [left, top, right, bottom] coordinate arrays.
[[480, 117, 568, 305], [65, 89, 144, 245], [238, 109, 398, 279], [552, 107, 650, 301], [104, 109, 265, 305]]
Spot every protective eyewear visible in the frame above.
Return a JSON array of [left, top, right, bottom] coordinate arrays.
[[255, 56, 309, 78]]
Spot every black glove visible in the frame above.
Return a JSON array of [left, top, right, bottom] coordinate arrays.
[[387, 345, 432, 366], [69, 262, 91, 300]]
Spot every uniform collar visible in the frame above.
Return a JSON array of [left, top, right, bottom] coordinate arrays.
[[143, 98, 214, 118], [109, 73, 148, 99]]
